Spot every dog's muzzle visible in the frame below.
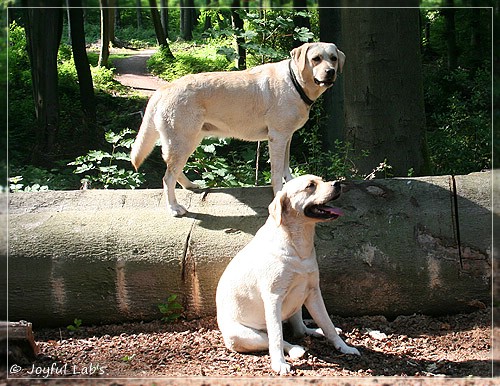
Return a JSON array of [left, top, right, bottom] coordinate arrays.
[[304, 182, 343, 220], [314, 68, 336, 87]]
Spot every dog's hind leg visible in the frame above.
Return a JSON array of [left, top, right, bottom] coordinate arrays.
[[221, 322, 296, 375], [288, 309, 324, 338], [158, 124, 203, 217], [220, 323, 270, 353], [177, 172, 200, 190]]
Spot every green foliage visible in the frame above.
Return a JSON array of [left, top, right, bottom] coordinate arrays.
[[184, 137, 266, 188], [421, 8, 492, 175], [69, 128, 145, 189], [8, 21, 31, 86], [8, 164, 79, 192], [67, 318, 82, 331], [158, 294, 183, 323], [204, 9, 313, 66], [148, 43, 232, 81], [121, 354, 136, 362], [7, 7, 492, 194], [424, 64, 491, 175]]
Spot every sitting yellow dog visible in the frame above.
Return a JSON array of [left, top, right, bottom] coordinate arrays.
[[216, 175, 360, 375]]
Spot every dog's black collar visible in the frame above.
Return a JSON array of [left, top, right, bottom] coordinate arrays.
[[288, 59, 315, 106]]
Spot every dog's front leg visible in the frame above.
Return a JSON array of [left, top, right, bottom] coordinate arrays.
[[283, 139, 293, 183], [268, 132, 290, 194], [263, 296, 290, 375], [304, 288, 360, 356]]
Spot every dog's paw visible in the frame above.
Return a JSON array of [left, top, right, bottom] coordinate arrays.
[[168, 204, 188, 217], [339, 344, 361, 356], [287, 345, 306, 359], [182, 182, 200, 190], [305, 327, 324, 337], [272, 360, 291, 375]]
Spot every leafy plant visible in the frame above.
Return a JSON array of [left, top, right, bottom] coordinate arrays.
[[184, 138, 249, 188], [424, 64, 491, 175], [69, 128, 145, 189], [158, 294, 183, 323], [121, 354, 136, 362], [204, 9, 314, 66], [67, 318, 82, 331], [8, 175, 49, 192]]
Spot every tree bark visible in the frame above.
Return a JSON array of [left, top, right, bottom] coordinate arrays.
[[68, 1, 97, 146], [108, 0, 116, 46], [24, 5, 63, 163], [136, 0, 142, 29], [150, 0, 174, 58], [98, 0, 110, 67], [442, 0, 459, 70], [160, 0, 169, 38], [231, 0, 246, 69], [6, 173, 491, 324], [180, 0, 195, 41], [318, 0, 344, 151], [341, 3, 430, 176]]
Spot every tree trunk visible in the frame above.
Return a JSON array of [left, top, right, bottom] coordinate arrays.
[[108, 0, 116, 46], [98, 0, 110, 67], [442, 0, 459, 70], [341, 3, 430, 176], [68, 1, 97, 146], [231, 0, 246, 69], [150, 0, 174, 58], [160, 0, 169, 38], [318, 0, 344, 151], [6, 172, 492, 324], [136, 0, 142, 29], [24, 5, 63, 163], [115, 0, 121, 29], [180, 0, 195, 41]]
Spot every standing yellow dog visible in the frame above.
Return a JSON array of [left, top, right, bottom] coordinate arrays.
[[131, 42, 345, 216]]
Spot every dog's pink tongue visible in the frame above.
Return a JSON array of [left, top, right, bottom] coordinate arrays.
[[323, 206, 343, 216]]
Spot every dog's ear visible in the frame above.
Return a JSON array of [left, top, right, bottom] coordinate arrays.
[[268, 191, 289, 226], [290, 43, 311, 81], [337, 49, 346, 74]]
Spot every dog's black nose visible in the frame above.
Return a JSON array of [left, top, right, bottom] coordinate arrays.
[[325, 68, 336, 78], [332, 180, 341, 190]]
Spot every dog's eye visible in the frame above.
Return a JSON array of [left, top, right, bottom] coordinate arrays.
[[312, 56, 321, 63], [330, 55, 338, 62], [306, 182, 316, 190]]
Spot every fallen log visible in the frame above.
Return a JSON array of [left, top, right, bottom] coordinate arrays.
[[2, 172, 493, 327], [0, 321, 39, 365]]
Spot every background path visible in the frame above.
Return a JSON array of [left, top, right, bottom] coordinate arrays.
[[112, 49, 167, 96]]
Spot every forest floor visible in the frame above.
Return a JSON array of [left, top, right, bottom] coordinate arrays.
[[3, 308, 498, 385], [111, 48, 166, 96]]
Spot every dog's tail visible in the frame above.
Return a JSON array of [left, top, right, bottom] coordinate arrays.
[[130, 99, 160, 171]]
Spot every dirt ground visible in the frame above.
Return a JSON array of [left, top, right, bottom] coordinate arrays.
[[111, 48, 166, 96], [3, 308, 496, 385]]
